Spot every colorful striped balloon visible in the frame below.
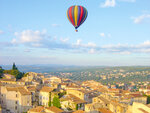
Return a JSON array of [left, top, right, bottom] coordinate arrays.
[[67, 5, 88, 32]]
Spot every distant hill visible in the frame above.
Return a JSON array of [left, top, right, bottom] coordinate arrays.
[[1, 64, 106, 73]]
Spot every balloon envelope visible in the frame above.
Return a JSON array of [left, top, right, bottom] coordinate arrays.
[[67, 5, 88, 30]]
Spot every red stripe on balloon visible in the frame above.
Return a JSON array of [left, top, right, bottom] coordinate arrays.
[[69, 6, 75, 26], [78, 6, 84, 26]]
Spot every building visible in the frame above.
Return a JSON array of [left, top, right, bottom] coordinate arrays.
[[0, 86, 32, 113], [126, 102, 150, 113], [66, 89, 89, 102], [39, 86, 54, 107], [45, 106, 64, 113], [28, 106, 64, 113], [60, 94, 86, 111], [27, 106, 44, 113]]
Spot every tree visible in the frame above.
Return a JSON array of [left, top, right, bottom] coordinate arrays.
[[3, 63, 24, 80], [12, 62, 18, 70], [0, 68, 4, 78], [52, 95, 61, 108], [48, 92, 52, 107]]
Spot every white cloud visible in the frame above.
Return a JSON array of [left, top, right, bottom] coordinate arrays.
[[13, 30, 46, 44], [76, 39, 82, 46], [11, 30, 72, 50], [0, 30, 4, 34], [101, 0, 116, 8], [7, 30, 150, 55], [87, 42, 97, 48], [60, 38, 69, 43], [74, 40, 97, 48], [133, 14, 150, 24]]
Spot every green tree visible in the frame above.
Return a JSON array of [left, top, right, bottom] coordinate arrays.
[[0, 68, 4, 78], [3, 63, 24, 80], [52, 95, 61, 108], [48, 92, 52, 107], [76, 104, 78, 110], [12, 62, 18, 70]]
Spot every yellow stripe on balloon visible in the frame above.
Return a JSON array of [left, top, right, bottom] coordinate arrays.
[[74, 5, 78, 26]]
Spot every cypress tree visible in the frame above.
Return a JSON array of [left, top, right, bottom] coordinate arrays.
[[12, 62, 18, 70]]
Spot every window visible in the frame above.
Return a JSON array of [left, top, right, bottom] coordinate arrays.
[[15, 106, 17, 110], [16, 101, 17, 104], [16, 94, 17, 97]]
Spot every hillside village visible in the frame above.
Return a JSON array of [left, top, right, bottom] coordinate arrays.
[[0, 69, 150, 113]]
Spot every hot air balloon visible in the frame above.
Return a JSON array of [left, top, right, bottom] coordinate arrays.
[[67, 5, 88, 32]]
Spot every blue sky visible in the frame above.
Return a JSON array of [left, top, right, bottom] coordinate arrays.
[[0, 0, 150, 66]]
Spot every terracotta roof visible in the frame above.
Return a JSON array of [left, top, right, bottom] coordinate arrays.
[[147, 104, 150, 108], [6, 86, 30, 95], [6, 87, 18, 91], [99, 108, 113, 113], [138, 108, 149, 113], [46, 106, 63, 113], [60, 94, 86, 104], [108, 88, 120, 92], [28, 106, 44, 112], [27, 86, 36, 91], [0, 78, 16, 82], [18, 87, 31, 95], [73, 110, 85, 113], [40, 86, 54, 92], [130, 93, 143, 98], [60, 83, 68, 85], [98, 96, 109, 104]]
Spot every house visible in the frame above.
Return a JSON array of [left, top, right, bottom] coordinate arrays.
[[39, 86, 54, 107], [28, 106, 64, 113], [27, 86, 38, 106], [84, 103, 102, 113], [45, 106, 64, 113], [126, 102, 150, 113], [60, 94, 86, 111], [92, 96, 110, 108], [3, 74, 15, 79], [27, 106, 44, 113], [66, 89, 89, 102], [49, 76, 62, 84], [0, 86, 32, 113], [109, 100, 127, 113]]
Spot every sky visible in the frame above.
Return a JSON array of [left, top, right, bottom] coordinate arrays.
[[0, 0, 150, 66]]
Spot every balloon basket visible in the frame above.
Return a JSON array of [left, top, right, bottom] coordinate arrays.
[[75, 29, 78, 32]]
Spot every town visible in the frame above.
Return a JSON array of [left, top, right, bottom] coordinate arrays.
[[0, 64, 150, 113]]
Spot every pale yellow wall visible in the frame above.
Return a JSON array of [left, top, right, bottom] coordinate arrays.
[[129, 102, 150, 113], [0, 86, 7, 108], [39, 91, 49, 107], [67, 90, 84, 100], [0, 86, 32, 113], [6, 90, 18, 113]]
